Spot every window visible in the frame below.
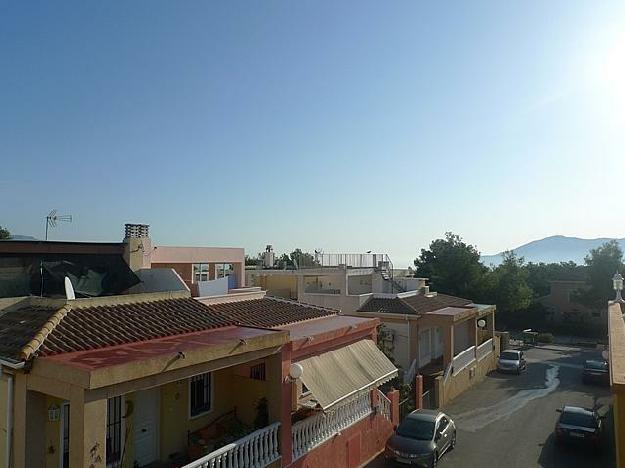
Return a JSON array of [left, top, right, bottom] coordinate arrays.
[[250, 362, 266, 381], [301, 383, 311, 396], [193, 264, 209, 283], [106, 396, 123, 465], [190, 373, 212, 417], [438, 416, 449, 432], [61, 403, 70, 468]]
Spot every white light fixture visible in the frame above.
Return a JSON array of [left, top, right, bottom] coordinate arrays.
[[288, 362, 303, 380], [48, 404, 60, 422], [613, 272, 624, 303], [477, 319, 486, 328]]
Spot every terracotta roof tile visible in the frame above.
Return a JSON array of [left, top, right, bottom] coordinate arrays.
[[358, 293, 473, 316], [40, 297, 235, 356], [0, 307, 58, 362], [207, 297, 337, 328], [1, 296, 338, 361]]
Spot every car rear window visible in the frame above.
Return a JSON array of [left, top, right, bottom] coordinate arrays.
[[585, 361, 607, 371], [560, 411, 596, 428], [500, 351, 519, 360], [396, 418, 435, 441]]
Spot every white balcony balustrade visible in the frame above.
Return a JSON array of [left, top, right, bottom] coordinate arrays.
[[477, 338, 494, 361], [292, 391, 373, 460], [452, 346, 477, 375], [183, 422, 281, 468]]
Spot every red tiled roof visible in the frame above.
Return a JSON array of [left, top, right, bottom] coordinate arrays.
[[40, 297, 235, 356], [0, 296, 338, 361], [207, 297, 337, 328], [0, 307, 58, 362], [357, 293, 473, 316]]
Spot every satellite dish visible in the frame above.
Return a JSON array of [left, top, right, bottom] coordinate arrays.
[[477, 319, 487, 328], [64, 276, 76, 300], [289, 363, 304, 380]]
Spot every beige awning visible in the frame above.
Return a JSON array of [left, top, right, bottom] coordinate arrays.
[[297, 339, 398, 410]]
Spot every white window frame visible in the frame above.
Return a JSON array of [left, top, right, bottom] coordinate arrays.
[[188, 372, 213, 419]]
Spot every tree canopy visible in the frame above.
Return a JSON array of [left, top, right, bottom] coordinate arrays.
[[0, 226, 10, 239], [575, 240, 624, 308], [414, 232, 487, 298]]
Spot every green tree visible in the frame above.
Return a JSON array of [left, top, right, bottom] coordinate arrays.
[[576, 240, 625, 308], [525, 261, 585, 298], [288, 248, 318, 268], [0, 226, 10, 239], [488, 251, 533, 313], [414, 232, 487, 298], [245, 254, 260, 266]]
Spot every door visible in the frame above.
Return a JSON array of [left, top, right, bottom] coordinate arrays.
[[435, 416, 452, 453], [133, 388, 160, 467]]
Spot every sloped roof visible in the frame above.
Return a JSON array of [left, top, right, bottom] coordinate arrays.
[[208, 297, 336, 328], [0, 306, 59, 363], [0, 295, 338, 362], [357, 293, 473, 316]]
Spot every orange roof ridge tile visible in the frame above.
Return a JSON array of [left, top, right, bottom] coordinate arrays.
[[19, 304, 71, 360]]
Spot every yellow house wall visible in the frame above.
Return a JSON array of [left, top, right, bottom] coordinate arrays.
[[262, 276, 297, 299], [43, 396, 64, 468], [0, 375, 7, 467], [160, 368, 234, 461]]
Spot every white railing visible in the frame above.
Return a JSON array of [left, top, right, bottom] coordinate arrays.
[[292, 391, 372, 460], [477, 338, 494, 361], [452, 346, 476, 375], [377, 390, 392, 422], [443, 362, 453, 384], [183, 422, 281, 468]]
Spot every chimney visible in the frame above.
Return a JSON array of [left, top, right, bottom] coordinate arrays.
[[123, 223, 152, 271]]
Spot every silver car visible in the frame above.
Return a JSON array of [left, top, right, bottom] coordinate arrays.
[[497, 349, 527, 374], [385, 409, 456, 467]]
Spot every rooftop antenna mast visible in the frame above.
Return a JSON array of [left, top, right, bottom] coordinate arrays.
[[45, 209, 72, 240]]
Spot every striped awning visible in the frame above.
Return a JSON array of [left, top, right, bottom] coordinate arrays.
[[297, 339, 398, 410]]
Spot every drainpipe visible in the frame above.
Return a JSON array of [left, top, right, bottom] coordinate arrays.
[[1, 367, 14, 468], [0, 360, 24, 468]]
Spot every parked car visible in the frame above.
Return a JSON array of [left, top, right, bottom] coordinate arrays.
[[582, 360, 609, 386], [555, 406, 604, 449], [497, 349, 527, 374], [385, 409, 456, 467]]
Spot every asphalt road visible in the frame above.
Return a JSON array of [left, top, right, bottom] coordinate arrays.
[[367, 345, 614, 468]]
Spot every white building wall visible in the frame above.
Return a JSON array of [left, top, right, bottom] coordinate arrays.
[[380, 321, 411, 370]]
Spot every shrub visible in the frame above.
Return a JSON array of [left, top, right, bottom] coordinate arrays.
[[537, 332, 554, 343]]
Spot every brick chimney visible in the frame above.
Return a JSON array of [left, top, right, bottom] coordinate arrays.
[[123, 223, 152, 271]]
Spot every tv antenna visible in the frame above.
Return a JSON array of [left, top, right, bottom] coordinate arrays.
[[45, 209, 72, 240]]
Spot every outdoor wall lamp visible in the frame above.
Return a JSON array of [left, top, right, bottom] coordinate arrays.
[[613, 272, 624, 304]]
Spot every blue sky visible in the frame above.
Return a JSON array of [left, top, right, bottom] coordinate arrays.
[[1, 1, 624, 267]]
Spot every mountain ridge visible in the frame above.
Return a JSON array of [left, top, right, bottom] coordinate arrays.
[[481, 235, 625, 266]]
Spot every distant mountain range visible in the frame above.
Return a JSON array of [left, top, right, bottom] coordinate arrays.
[[481, 235, 625, 266], [1, 235, 38, 241]]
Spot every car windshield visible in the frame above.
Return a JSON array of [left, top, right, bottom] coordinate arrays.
[[560, 411, 596, 428], [585, 361, 607, 371], [396, 418, 436, 441], [500, 351, 519, 360]]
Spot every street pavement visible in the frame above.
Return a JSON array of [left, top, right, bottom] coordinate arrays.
[[367, 344, 614, 468]]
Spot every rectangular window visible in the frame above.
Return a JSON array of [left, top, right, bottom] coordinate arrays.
[[190, 373, 212, 417], [249, 363, 266, 381], [61, 403, 70, 468], [106, 396, 123, 465], [193, 264, 209, 283]]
